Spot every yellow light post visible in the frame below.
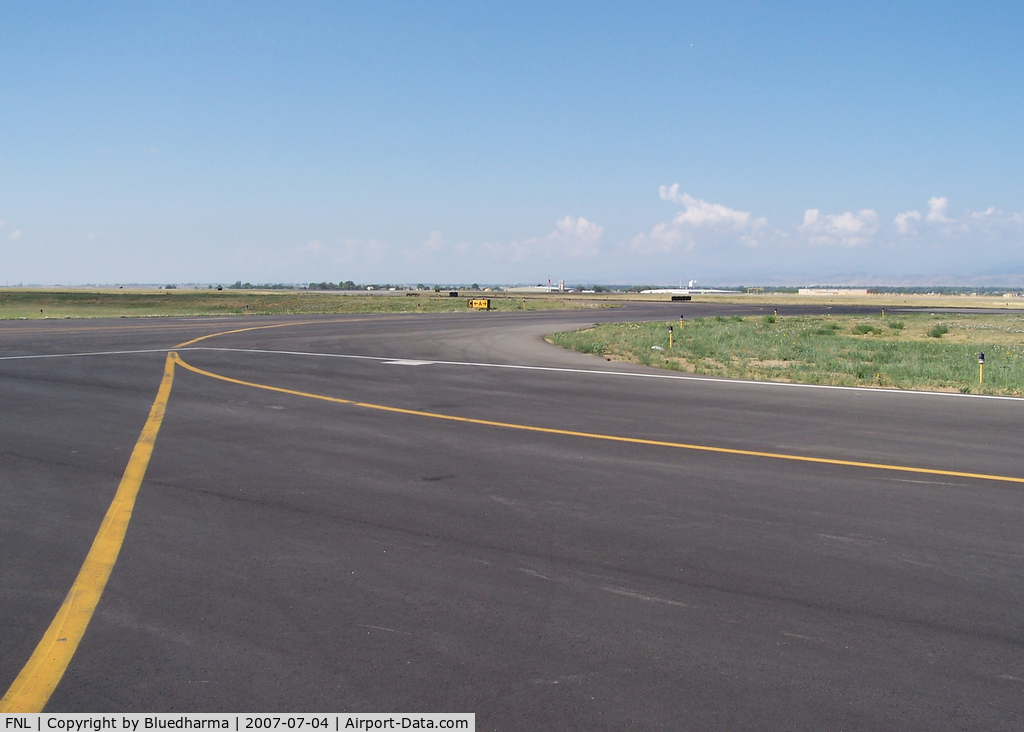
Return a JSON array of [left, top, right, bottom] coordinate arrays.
[[979, 352, 985, 385], [668, 325, 674, 349]]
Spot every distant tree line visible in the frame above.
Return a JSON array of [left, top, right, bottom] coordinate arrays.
[[742, 287, 799, 293], [225, 281, 296, 290], [308, 281, 359, 290]]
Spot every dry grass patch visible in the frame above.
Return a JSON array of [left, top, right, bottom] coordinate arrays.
[[549, 312, 1024, 396], [0, 289, 617, 319]]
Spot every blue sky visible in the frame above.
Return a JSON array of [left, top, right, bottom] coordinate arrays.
[[2, 1, 1023, 285]]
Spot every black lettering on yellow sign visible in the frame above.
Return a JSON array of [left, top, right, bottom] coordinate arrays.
[[467, 298, 491, 310]]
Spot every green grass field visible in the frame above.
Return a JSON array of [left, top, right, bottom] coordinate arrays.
[[549, 313, 1024, 396], [0, 289, 613, 319]]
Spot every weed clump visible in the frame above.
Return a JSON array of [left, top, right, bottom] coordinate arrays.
[[928, 324, 949, 338], [888, 321, 905, 330], [852, 324, 881, 335]]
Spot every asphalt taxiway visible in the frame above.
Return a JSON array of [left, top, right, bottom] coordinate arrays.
[[1, 303, 1022, 730]]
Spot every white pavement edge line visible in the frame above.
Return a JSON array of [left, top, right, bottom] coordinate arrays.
[[0, 348, 172, 361], [193, 346, 1024, 403], [3, 344, 1019, 404]]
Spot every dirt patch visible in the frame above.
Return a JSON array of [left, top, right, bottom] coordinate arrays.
[[664, 357, 696, 372], [742, 358, 796, 368]]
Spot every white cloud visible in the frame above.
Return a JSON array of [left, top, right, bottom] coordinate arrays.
[[297, 239, 325, 255], [339, 238, 387, 264], [403, 231, 454, 265], [408, 229, 473, 262], [891, 198, 1024, 254], [926, 196, 954, 224], [421, 230, 444, 251], [9, 230, 22, 240], [553, 215, 602, 247], [482, 215, 604, 262], [286, 237, 390, 275], [630, 222, 682, 254], [800, 208, 879, 247], [658, 184, 686, 204], [635, 185, 766, 253], [896, 196, 969, 235], [894, 210, 922, 235], [962, 205, 1024, 234], [660, 184, 754, 229]]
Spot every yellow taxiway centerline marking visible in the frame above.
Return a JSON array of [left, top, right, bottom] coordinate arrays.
[[172, 316, 377, 348], [175, 321, 327, 347], [5, 325, 1021, 710], [0, 352, 178, 713], [0, 318, 372, 709], [173, 354, 1024, 486]]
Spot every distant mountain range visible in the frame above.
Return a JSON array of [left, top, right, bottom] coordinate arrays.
[[720, 272, 1024, 289]]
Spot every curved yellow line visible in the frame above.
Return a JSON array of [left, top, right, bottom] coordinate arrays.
[[1, 318, 378, 710], [175, 321, 321, 347], [173, 317, 372, 348], [6, 339, 1019, 711], [1, 352, 178, 712], [172, 354, 1024, 486]]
